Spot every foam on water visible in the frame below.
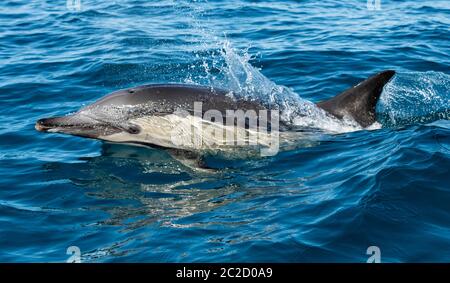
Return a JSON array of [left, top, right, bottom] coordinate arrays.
[[214, 41, 366, 133], [378, 71, 450, 126]]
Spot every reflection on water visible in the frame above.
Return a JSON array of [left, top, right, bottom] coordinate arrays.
[[39, 142, 324, 262], [46, 143, 304, 231]]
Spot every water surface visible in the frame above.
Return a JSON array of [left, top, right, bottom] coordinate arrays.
[[0, 0, 449, 262]]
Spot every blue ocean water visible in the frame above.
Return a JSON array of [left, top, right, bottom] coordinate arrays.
[[0, 0, 449, 262]]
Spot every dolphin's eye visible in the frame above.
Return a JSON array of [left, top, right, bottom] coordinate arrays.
[[126, 124, 140, 134]]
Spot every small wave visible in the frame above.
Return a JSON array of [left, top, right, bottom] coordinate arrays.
[[377, 71, 450, 127]]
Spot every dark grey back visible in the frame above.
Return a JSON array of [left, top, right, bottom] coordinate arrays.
[[85, 84, 265, 115]]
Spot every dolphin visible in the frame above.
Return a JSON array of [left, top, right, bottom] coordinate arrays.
[[35, 70, 395, 167]]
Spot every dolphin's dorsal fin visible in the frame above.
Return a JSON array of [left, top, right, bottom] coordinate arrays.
[[317, 70, 396, 127]]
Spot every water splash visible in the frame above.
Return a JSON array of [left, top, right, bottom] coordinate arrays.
[[377, 71, 450, 127], [175, 3, 363, 133]]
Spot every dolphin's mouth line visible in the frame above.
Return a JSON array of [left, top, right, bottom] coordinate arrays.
[[35, 119, 96, 132], [35, 121, 52, 132]]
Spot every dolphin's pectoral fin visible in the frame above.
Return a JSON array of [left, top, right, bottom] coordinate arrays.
[[167, 149, 216, 173], [317, 70, 396, 127]]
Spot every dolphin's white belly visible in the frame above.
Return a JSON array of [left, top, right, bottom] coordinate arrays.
[[100, 114, 280, 154]]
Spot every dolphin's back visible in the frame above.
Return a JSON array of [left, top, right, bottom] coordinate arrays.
[[84, 84, 266, 116]]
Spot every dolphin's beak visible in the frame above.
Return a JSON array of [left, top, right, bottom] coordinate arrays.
[[35, 117, 67, 132], [35, 114, 122, 138]]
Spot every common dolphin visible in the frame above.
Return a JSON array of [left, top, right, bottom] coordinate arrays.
[[35, 70, 395, 166]]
